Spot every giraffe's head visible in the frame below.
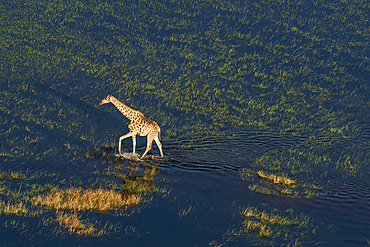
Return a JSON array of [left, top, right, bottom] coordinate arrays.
[[99, 93, 112, 105]]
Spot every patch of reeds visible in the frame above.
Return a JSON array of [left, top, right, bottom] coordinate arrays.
[[34, 187, 141, 212], [9, 171, 27, 180], [56, 212, 96, 236], [102, 140, 115, 149], [287, 239, 304, 247], [257, 171, 295, 186], [0, 201, 29, 216], [244, 220, 272, 238], [64, 142, 71, 151], [241, 206, 312, 241], [248, 184, 277, 196], [243, 207, 305, 227]]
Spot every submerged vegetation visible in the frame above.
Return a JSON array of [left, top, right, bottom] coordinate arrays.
[[241, 168, 325, 198], [237, 206, 314, 244], [0, 0, 368, 145], [0, 165, 162, 237], [0, 0, 367, 189], [55, 212, 96, 236], [0, 0, 367, 180], [0, 0, 368, 245]]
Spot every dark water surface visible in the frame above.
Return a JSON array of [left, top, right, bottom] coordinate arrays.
[[0, 0, 369, 246]]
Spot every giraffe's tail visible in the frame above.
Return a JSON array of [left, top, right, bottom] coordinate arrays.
[[158, 128, 162, 142]]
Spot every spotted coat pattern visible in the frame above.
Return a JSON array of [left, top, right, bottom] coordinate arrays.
[[99, 94, 163, 158]]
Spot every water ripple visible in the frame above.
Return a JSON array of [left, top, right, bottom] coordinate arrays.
[[161, 130, 308, 172], [307, 181, 370, 246]]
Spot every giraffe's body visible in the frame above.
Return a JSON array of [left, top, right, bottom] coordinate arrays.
[[99, 94, 163, 158]]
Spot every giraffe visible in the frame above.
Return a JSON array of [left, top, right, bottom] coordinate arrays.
[[99, 93, 163, 158]]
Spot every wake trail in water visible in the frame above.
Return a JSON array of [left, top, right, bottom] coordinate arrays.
[[147, 126, 369, 175], [303, 181, 370, 246], [115, 152, 141, 161], [161, 130, 308, 172]]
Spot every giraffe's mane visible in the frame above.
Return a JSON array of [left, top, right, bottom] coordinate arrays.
[[110, 95, 139, 113]]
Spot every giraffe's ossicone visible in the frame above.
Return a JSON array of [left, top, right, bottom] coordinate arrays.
[[99, 93, 163, 158]]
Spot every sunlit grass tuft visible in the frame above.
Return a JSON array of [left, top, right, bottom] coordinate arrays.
[[64, 142, 71, 151], [248, 184, 277, 196], [56, 212, 96, 236], [34, 187, 141, 212], [102, 140, 115, 149], [10, 172, 19, 180], [9, 171, 26, 180], [243, 207, 309, 228], [0, 201, 29, 216], [242, 207, 312, 240], [257, 171, 295, 186], [287, 239, 304, 247], [244, 220, 272, 238]]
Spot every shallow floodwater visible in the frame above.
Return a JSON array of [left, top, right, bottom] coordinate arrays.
[[1, 127, 369, 246], [0, 0, 369, 246]]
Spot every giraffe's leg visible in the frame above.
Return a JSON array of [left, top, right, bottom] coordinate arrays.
[[132, 135, 138, 156], [154, 134, 163, 157], [141, 134, 155, 158], [118, 132, 135, 155]]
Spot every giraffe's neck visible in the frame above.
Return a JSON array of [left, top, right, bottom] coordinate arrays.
[[110, 96, 140, 121]]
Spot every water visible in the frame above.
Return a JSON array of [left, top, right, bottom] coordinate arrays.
[[0, 0, 369, 246], [1, 128, 369, 246]]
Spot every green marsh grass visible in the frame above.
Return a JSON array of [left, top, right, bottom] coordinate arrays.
[[244, 220, 272, 238], [248, 184, 277, 196], [0, 0, 368, 244], [242, 168, 324, 198], [178, 205, 193, 218], [241, 206, 313, 242]]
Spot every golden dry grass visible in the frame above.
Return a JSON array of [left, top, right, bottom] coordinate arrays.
[[34, 187, 141, 212], [287, 239, 304, 247], [243, 208, 271, 237], [0, 200, 29, 215], [257, 171, 295, 186], [56, 212, 96, 236], [243, 207, 255, 218], [279, 188, 293, 195], [244, 220, 272, 238], [243, 206, 306, 231]]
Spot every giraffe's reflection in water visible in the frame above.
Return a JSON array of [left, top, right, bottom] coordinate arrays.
[[116, 161, 159, 198]]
